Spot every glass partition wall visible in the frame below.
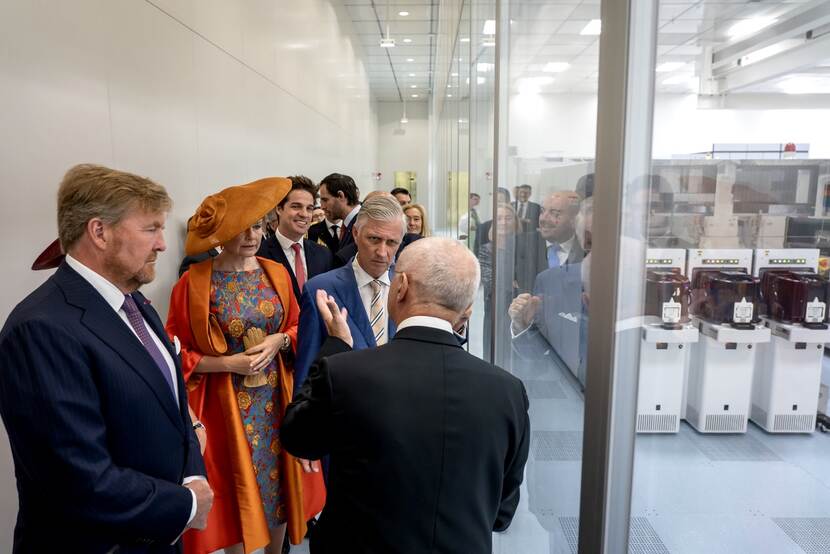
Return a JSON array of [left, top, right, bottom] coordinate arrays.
[[431, 0, 830, 551]]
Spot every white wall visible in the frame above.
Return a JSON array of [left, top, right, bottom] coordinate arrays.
[[376, 101, 430, 202], [0, 0, 377, 548], [507, 92, 830, 161]]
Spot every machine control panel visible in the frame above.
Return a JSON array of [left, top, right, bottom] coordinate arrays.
[[752, 248, 819, 276], [646, 249, 686, 273], [687, 249, 753, 275]]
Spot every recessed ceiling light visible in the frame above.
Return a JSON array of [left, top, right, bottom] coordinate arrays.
[[483, 20, 496, 35], [398, 11, 409, 16], [656, 62, 686, 73], [406, 58, 415, 62], [380, 37, 396, 48], [411, 94, 419, 98], [580, 19, 602, 36], [543, 62, 570, 73], [403, 38, 412, 43], [447, 94, 453, 97], [408, 73, 416, 77], [460, 37, 470, 43], [410, 84, 417, 88], [451, 72, 459, 77], [728, 17, 776, 39]]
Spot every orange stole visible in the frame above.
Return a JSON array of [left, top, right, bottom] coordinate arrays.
[[168, 258, 325, 554]]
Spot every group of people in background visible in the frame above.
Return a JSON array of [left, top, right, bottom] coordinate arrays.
[[0, 164, 528, 554]]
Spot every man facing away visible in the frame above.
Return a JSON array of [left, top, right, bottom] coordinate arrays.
[[293, 194, 404, 394], [257, 175, 334, 299], [0, 164, 212, 553], [282, 237, 530, 554]]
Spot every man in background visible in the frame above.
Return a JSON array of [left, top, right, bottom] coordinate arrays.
[[0, 164, 212, 552], [458, 192, 481, 255], [513, 184, 541, 232], [282, 237, 530, 553], [258, 175, 334, 299], [318, 173, 361, 255], [390, 187, 412, 206]]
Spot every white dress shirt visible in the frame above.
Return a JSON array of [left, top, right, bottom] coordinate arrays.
[[275, 228, 307, 278], [352, 256, 391, 336], [548, 234, 577, 266], [325, 218, 343, 239], [397, 315, 453, 335], [64, 254, 200, 531], [343, 205, 361, 231]]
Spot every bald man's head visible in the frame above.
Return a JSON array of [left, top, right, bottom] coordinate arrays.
[[539, 191, 580, 243], [391, 237, 480, 323]]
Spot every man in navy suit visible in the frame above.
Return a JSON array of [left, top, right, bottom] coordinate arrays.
[[318, 173, 361, 256], [294, 194, 406, 394], [0, 164, 212, 553], [257, 176, 334, 298]]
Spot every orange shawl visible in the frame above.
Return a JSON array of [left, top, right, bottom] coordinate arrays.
[[166, 257, 325, 553]]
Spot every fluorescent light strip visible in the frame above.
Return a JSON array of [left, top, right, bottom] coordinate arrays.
[[580, 19, 601, 36]]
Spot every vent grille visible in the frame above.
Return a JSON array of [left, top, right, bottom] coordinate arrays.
[[637, 413, 679, 433], [773, 518, 830, 553], [559, 517, 669, 554], [773, 414, 815, 432], [704, 413, 746, 432]]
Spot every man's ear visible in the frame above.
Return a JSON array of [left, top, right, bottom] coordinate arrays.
[[87, 218, 108, 250], [396, 272, 409, 302]]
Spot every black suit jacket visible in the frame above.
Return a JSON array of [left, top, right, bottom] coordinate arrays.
[[257, 236, 334, 298], [515, 232, 585, 293], [0, 263, 205, 553], [512, 200, 542, 232], [307, 220, 340, 252], [282, 328, 530, 554]]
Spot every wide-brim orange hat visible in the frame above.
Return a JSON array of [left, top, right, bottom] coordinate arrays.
[[185, 177, 291, 255]]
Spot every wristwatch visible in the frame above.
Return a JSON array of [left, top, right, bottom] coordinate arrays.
[[280, 334, 291, 351], [192, 421, 206, 432]]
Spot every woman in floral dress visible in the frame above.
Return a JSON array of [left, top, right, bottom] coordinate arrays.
[[167, 177, 323, 554]]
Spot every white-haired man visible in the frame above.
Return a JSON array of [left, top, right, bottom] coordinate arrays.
[[282, 237, 530, 554]]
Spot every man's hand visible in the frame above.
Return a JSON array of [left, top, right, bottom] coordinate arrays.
[[315, 289, 353, 347], [185, 479, 214, 530], [298, 458, 321, 473], [508, 293, 541, 334]]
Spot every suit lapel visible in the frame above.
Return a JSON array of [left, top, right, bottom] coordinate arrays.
[[333, 266, 375, 347], [56, 265, 183, 431]]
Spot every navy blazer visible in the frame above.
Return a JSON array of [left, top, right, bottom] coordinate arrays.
[[294, 264, 396, 394], [257, 236, 334, 298], [0, 263, 205, 553], [307, 220, 340, 252]]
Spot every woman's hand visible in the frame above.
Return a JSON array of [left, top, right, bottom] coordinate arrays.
[[223, 352, 258, 375], [244, 333, 284, 373]]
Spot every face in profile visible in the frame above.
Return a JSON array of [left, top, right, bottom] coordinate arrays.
[[222, 222, 264, 258], [404, 207, 423, 235], [393, 192, 411, 206], [354, 218, 404, 278], [319, 184, 348, 221], [104, 208, 167, 291]]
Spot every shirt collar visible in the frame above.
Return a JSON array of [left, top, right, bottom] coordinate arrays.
[[352, 255, 391, 289], [325, 218, 342, 228], [343, 205, 361, 228], [397, 316, 454, 335], [547, 234, 576, 254], [275, 228, 302, 251], [65, 254, 128, 313]]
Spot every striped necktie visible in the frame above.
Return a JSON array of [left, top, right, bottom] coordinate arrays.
[[369, 279, 387, 346]]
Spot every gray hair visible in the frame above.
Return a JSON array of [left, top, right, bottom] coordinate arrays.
[[355, 194, 406, 236], [396, 237, 481, 313]]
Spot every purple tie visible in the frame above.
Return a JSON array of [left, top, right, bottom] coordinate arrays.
[[122, 294, 176, 399]]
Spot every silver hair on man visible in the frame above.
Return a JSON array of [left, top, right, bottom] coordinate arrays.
[[355, 194, 406, 235], [395, 237, 481, 313]]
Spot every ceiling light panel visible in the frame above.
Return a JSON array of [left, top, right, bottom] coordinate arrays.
[[580, 19, 602, 36]]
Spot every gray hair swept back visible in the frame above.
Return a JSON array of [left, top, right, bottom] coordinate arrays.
[[355, 194, 406, 235]]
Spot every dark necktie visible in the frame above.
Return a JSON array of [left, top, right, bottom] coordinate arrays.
[[331, 224, 340, 240], [122, 294, 176, 399], [291, 243, 306, 290]]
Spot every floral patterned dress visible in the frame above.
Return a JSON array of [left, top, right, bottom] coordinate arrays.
[[210, 268, 286, 527]]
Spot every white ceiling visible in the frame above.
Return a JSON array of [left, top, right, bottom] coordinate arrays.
[[344, 0, 830, 102]]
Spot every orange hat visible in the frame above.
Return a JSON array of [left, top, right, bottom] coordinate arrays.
[[32, 238, 64, 270], [185, 177, 291, 256]]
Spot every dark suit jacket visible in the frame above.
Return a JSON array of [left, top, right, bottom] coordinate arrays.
[[512, 200, 542, 232], [282, 329, 530, 554], [474, 220, 493, 257], [0, 263, 205, 553], [294, 264, 397, 394], [515, 232, 585, 293], [331, 232, 423, 269], [257, 236, 334, 298], [337, 211, 359, 251], [308, 220, 340, 252]]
